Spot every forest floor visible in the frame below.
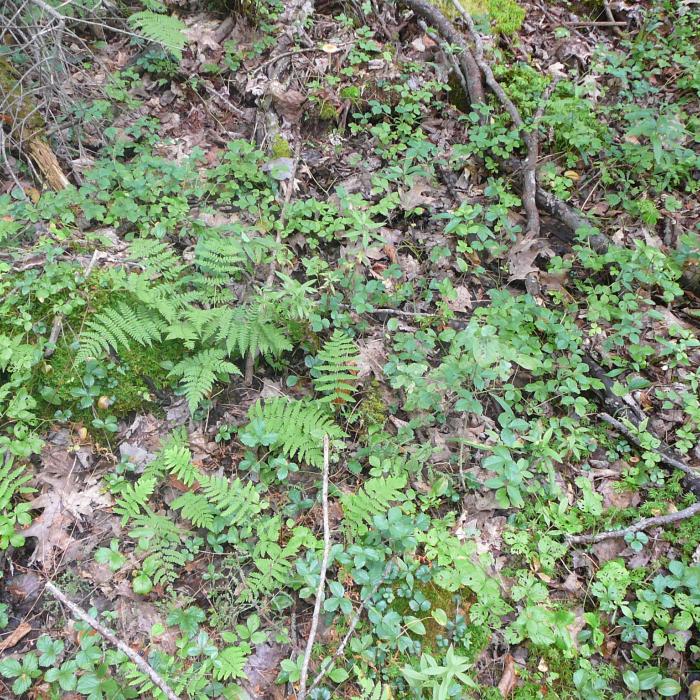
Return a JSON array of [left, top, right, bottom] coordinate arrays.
[[1, 0, 700, 699]]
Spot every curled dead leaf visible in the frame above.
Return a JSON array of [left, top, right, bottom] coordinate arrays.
[[497, 654, 517, 697]]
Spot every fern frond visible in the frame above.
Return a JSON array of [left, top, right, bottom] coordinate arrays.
[[213, 643, 251, 681], [340, 474, 408, 536], [0, 454, 33, 512], [313, 330, 359, 405], [247, 398, 346, 468], [77, 302, 164, 363], [128, 11, 187, 59], [159, 432, 198, 487], [113, 476, 157, 525], [170, 492, 216, 529], [168, 348, 241, 412], [130, 238, 187, 281], [214, 304, 291, 360], [198, 475, 266, 525]]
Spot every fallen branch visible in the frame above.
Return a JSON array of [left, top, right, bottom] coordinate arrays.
[[449, 0, 540, 235], [44, 580, 181, 700], [244, 131, 301, 385], [297, 434, 332, 700], [568, 501, 700, 544], [306, 560, 393, 695], [402, 0, 484, 109], [599, 412, 700, 485]]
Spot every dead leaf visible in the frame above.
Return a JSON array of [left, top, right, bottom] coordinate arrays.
[[356, 338, 387, 380], [0, 621, 31, 652], [507, 234, 553, 282], [21, 474, 112, 568], [446, 285, 473, 313], [269, 81, 306, 123], [497, 654, 517, 697], [399, 177, 435, 211]]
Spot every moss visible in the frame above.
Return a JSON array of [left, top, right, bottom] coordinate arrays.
[[358, 381, 388, 431], [430, 0, 525, 34], [270, 134, 293, 158], [318, 101, 339, 121]]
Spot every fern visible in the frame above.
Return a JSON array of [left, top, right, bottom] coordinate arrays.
[[0, 454, 33, 513], [194, 232, 271, 282], [128, 11, 187, 60], [198, 475, 266, 525], [130, 238, 186, 281], [170, 492, 216, 529], [341, 474, 408, 536], [76, 302, 164, 363], [213, 643, 251, 681], [130, 512, 196, 587], [247, 398, 346, 468], [213, 303, 292, 360], [159, 433, 198, 487], [168, 348, 241, 412], [113, 476, 157, 525], [313, 330, 359, 405]]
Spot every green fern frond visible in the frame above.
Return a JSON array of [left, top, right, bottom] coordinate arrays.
[[340, 474, 408, 536], [0, 454, 33, 512], [128, 11, 187, 59], [113, 476, 157, 525], [130, 238, 186, 281], [159, 432, 198, 487], [313, 330, 359, 405], [247, 398, 346, 468], [170, 492, 216, 529], [77, 302, 164, 363], [213, 643, 251, 681], [168, 348, 241, 412], [198, 475, 266, 525], [214, 304, 291, 360]]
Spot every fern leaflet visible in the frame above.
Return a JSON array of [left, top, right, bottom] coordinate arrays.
[[0, 455, 33, 512], [168, 348, 241, 412], [340, 474, 408, 536], [313, 330, 359, 405], [247, 398, 346, 468], [128, 11, 187, 59], [213, 643, 251, 681], [77, 302, 163, 363]]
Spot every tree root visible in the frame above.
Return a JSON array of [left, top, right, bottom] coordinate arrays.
[[568, 501, 700, 545]]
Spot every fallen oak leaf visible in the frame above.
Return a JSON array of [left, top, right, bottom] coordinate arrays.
[[0, 621, 32, 652], [497, 654, 517, 697]]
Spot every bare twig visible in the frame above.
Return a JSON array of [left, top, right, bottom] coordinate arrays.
[[565, 20, 626, 27], [602, 0, 624, 36], [449, 0, 540, 235], [44, 580, 181, 700], [402, 0, 485, 109], [599, 412, 700, 484], [306, 560, 393, 695], [244, 132, 302, 385], [568, 501, 700, 544], [297, 434, 332, 700]]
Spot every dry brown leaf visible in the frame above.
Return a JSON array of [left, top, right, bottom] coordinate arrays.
[[399, 177, 435, 211], [446, 285, 473, 313], [21, 475, 112, 568], [497, 654, 517, 697], [507, 234, 553, 282], [0, 621, 32, 652], [356, 338, 387, 380], [269, 81, 306, 123]]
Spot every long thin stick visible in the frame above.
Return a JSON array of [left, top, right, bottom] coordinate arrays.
[[568, 501, 700, 544], [450, 0, 540, 236], [297, 434, 332, 700], [244, 131, 302, 385], [44, 581, 181, 700], [599, 413, 700, 483], [306, 560, 393, 695]]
